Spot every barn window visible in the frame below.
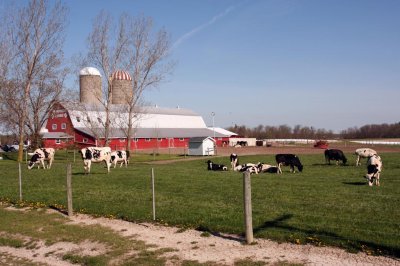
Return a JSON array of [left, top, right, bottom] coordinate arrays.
[[52, 124, 57, 130], [119, 138, 125, 142], [179, 138, 184, 141], [83, 138, 88, 143], [61, 123, 66, 129], [145, 138, 151, 142], [157, 138, 163, 142], [133, 138, 139, 142], [76, 116, 80, 122], [55, 139, 61, 144]]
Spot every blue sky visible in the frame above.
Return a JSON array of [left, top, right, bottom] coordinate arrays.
[[3, 0, 400, 132]]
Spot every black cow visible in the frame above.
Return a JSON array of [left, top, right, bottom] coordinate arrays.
[[324, 149, 347, 165], [275, 154, 303, 173], [206, 160, 228, 171]]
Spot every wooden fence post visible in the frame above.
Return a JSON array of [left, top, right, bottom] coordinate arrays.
[[18, 163, 22, 201], [66, 163, 73, 216], [243, 171, 253, 244], [151, 168, 156, 220]]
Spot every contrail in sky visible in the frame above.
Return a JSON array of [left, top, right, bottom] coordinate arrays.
[[172, 4, 238, 49]]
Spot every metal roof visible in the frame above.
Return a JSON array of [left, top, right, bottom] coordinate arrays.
[[42, 132, 74, 139], [75, 127, 229, 139]]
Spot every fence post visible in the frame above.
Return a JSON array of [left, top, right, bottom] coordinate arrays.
[[66, 163, 73, 216], [243, 171, 253, 244], [151, 168, 156, 220], [18, 163, 22, 201]]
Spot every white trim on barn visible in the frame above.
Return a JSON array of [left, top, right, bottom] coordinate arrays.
[[188, 137, 215, 156]]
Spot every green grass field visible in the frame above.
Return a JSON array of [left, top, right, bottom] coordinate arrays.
[[0, 151, 399, 257]]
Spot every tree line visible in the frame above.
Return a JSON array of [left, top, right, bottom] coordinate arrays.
[[226, 122, 400, 139]]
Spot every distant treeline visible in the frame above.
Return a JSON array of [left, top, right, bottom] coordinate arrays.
[[226, 122, 400, 139]]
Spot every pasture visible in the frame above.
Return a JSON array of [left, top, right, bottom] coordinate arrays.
[[0, 150, 399, 258]]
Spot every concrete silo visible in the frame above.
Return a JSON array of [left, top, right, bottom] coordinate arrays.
[[79, 67, 102, 105], [111, 70, 132, 104]]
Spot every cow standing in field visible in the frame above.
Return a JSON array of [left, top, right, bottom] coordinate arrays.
[[364, 154, 382, 186], [275, 154, 303, 173], [355, 148, 377, 166], [28, 148, 55, 169], [80, 147, 112, 174], [324, 149, 347, 165], [230, 153, 239, 170], [110, 150, 130, 168], [206, 160, 228, 171]]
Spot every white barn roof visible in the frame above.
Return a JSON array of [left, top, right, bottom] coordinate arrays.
[[58, 102, 232, 139]]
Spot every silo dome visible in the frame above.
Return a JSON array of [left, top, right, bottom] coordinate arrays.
[[111, 70, 132, 104], [111, 70, 132, 81], [79, 67, 102, 105], [79, 67, 101, 76]]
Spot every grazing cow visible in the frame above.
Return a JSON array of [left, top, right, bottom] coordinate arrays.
[[28, 148, 55, 169], [275, 154, 303, 173], [324, 149, 347, 165], [206, 160, 228, 171], [258, 163, 282, 174], [230, 153, 239, 170], [110, 150, 130, 168], [364, 154, 382, 186], [355, 148, 377, 166], [80, 147, 112, 174]]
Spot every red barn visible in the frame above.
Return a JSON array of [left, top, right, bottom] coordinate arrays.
[[42, 102, 235, 150]]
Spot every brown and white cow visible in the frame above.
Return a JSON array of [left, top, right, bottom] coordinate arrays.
[[80, 147, 112, 174], [364, 154, 382, 186], [355, 148, 377, 166], [28, 148, 55, 169]]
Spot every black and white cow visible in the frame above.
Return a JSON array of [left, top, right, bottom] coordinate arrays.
[[28, 148, 55, 169], [239, 163, 260, 174], [206, 160, 228, 171], [364, 154, 382, 186], [355, 148, 377, 166], [230, 153, 239, 170], [324, 149, 347, 165], [80, 147, 112, 174], [258, 163, 282, 174], [110, 150, 130, 168], [275, 154, 303, 173]]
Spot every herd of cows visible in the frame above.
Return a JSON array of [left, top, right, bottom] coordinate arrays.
[[27, 147, 129, 174], [206, 148, 383, 186], [25, 146, 382, 186]]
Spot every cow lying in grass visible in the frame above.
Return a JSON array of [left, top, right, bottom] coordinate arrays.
[[257, 163, 281, 174], [275, 154, 303, 173], [355, 148, 377, 166], [206, 160, 228, 171], [365, 154, 382, 186], [28, 148, 55, 170]]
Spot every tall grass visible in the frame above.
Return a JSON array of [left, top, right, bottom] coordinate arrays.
[[0, 151, 399, 257]]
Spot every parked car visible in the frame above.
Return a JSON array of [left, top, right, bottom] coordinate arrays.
[[1, 144, 29, 152]]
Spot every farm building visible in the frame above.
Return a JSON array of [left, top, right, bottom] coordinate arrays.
[[188, 137, 215, 156], [41, 67, 237, 150]]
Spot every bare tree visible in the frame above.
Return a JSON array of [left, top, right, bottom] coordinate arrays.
[[0, 0, 68, 161], [85, 11, 131, 146], [85, 12, 173, 150]]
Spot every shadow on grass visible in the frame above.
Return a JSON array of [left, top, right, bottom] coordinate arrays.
[[253, 213, 400, 258], [342, 181, 366, 186], [195, 225, 244, 243]]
